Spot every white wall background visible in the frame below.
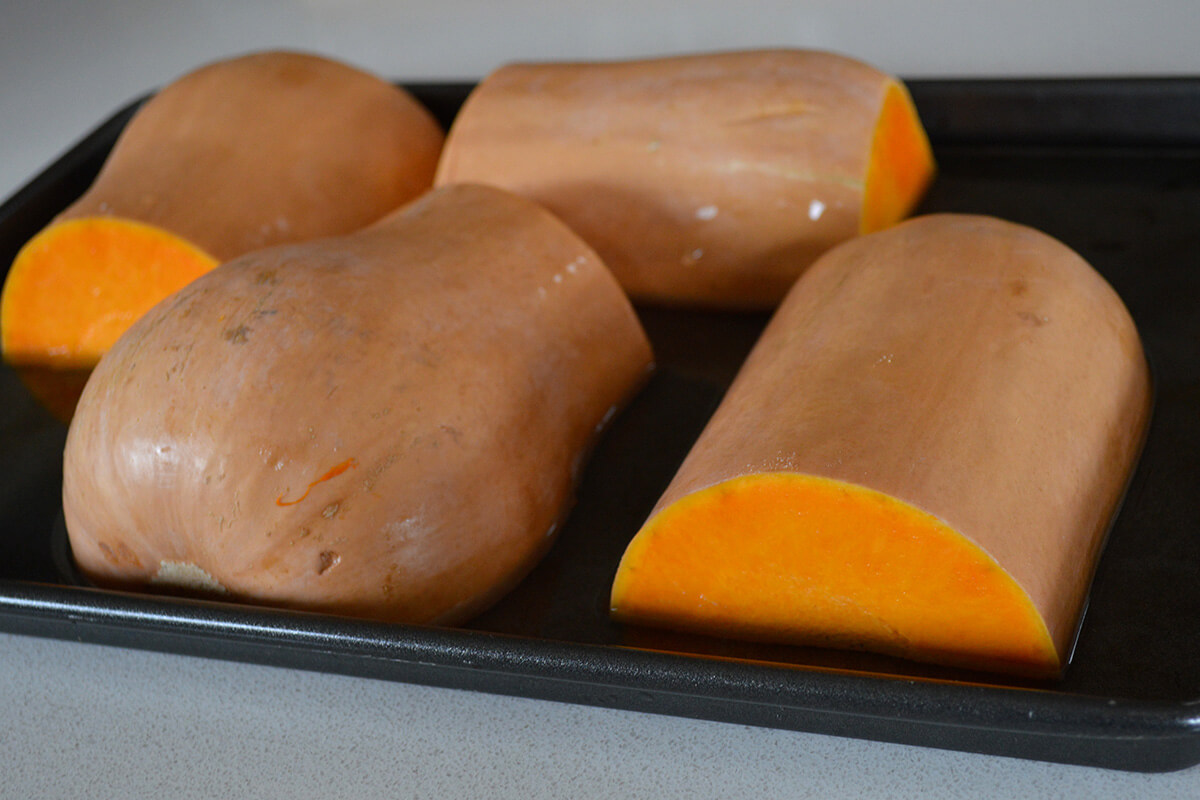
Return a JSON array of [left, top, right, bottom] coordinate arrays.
[[2, 0, 1199, 198]]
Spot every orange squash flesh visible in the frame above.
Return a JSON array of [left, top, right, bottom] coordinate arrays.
[[1, 219, 218, 419], [610, 214, 1152, 679], [1, 218, 218, 369], [861, 83, 936, 235], [435, 49, 935, 310], [1, 50, 444, 419], [611, 473, 1059, 678]]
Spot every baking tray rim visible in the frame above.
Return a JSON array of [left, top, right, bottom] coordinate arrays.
[[3, 578, 1198, 738]]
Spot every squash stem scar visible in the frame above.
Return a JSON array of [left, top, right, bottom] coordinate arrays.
[[276, 457, 358, 506]]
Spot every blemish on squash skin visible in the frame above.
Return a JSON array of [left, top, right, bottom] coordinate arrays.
[[381, 563, 401, 597], [362, 452, 398, 493], [223, 324, 252, 344], [153, 561, 226, 594], [98, 541, 143, 569], [318, 550, 340, 575], [275, 458, 358, 506]]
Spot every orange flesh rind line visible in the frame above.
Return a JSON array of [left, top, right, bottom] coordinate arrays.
[[276, 458, 359, 507]]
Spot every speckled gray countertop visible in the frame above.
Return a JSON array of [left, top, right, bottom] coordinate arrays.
[[6, 631, 1199, 798], [3, 2, 1199, 796]]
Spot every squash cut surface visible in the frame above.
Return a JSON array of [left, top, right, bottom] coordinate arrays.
[[612, 472, 1059, 677], [861, 83, 936, 234], [2, 217, 218, 369]]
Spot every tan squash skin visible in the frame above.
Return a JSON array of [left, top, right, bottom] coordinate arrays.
[[58, 50, 444, 260], [62, 184, 653, 626], [611, 214, 1152, 677], [435, 49, 934, 309]]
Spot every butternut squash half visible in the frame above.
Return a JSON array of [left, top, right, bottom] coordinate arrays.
[[435, 49, 935, 309], [610, 214, 1152, 679], [1, 50, 444, 419], [62, 183, 653, 625]]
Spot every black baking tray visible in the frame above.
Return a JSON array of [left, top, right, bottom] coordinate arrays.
[[1, 77, 1199, 773]]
